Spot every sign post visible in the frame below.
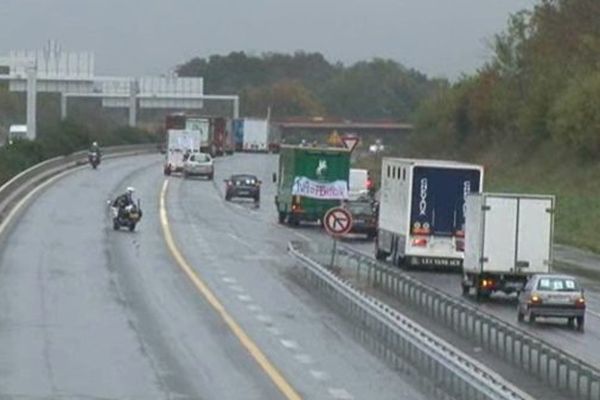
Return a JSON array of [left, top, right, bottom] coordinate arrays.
[[323, 207, 353, 268]]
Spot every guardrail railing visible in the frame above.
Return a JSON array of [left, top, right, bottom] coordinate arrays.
[[288, 241, 533, 400], [0, 143, 157, 225], [332, 244, 600, 400]]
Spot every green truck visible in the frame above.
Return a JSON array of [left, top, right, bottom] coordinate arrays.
[[274, 145, 351, 224]]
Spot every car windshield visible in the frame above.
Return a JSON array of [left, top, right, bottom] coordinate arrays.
[[537, 277, 580, 292]]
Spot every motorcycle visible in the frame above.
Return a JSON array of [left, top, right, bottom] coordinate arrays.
[[111, 201, 142, 232], [89, 151, 101, 169]]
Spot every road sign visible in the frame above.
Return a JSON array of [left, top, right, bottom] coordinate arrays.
[[324, 207, 353, 236], [327, 130, 343, 147], [342, 134, 360, 152]]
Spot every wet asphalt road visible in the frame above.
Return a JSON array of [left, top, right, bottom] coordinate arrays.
[[0, 154, 427, 400]]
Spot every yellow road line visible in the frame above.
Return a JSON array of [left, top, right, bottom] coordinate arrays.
[[159, 179, 302, 400]]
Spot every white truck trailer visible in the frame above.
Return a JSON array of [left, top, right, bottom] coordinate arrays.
[[462, 193, 554, 299], [163, 129, 202, 175], [242, 118, 269, 152], [375, 158, 484, 268]]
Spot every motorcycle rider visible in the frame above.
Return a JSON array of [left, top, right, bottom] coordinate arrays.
[[112, 187, 137, 218], [89, 141, 102, 164]]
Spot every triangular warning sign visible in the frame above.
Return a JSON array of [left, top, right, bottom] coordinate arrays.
[[341, 135, 360, 152]]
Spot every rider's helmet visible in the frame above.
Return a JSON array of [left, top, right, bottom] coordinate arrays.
[[126, 187, 135, 195], [93, 141, 98, 146]]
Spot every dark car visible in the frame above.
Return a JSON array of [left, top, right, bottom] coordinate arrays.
[[343, 199, 377, 239], [224, 174, 261, 202]]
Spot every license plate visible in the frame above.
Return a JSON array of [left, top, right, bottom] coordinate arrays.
[[354, 219, 365, 224], [130, 213, 139, 218], [414, 257, 461, 267], [548, 296, 570, 303], [238, 190, 249, 195]]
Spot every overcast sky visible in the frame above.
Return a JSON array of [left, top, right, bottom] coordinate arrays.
[[1, 0, 534, 79]]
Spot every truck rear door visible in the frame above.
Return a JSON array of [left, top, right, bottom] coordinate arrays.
[[482, 197, 519, 271], [411, 167, 481, 236], [516, 197, 553, 273]]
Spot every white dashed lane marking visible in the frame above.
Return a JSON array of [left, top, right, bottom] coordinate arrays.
[[328, 388, 354, 400], [229, 285, 245, 292], [256, 314, 273, 324], [280, 339, 299, 350], [294, 353, 313, 365], [237, 294, 253, 302], [221, 277, 237, 283], [247, 304, 263, 313], [309, 370, 328, 381], [267, 326, 282, 336]]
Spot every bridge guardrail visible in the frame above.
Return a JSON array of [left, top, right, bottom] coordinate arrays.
[[288, 241, 533, 400]]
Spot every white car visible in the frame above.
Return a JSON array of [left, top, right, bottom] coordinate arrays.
[[183, 152, 214, 180]]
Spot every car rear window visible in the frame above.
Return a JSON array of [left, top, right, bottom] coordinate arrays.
[[191, 154, 210, 162], [233, 176, 257, 185], [537, 277, 579, 291], [347, 202, 373, 214]]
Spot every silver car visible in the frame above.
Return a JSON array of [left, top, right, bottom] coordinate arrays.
[[517, 274, 586, 330], [183, 152, 214, 180]]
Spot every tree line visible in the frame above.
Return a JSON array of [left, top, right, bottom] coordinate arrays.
[[414, 0, 600, 158], [177, 52, 441, 120]]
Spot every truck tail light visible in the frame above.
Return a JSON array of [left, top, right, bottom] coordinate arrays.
[[412, 237, 428, 247], [456, 239, 465, 252], [575, 297, 586, 308], [292, 196, 303, 212], [366, 178, 373, 190], [455, 230, 465, 238], [481, 279, 494, 288]]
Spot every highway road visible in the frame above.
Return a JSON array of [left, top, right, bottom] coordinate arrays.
[[222, 152, 600, 370], [0, 154, 427, 400]]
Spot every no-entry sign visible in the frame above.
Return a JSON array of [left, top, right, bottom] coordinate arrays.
[[323, 207, 353, 236]]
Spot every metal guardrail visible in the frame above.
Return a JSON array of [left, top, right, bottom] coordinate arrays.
[[288, 241, 533, 400], [0, 143, 157, 225], [334, 245, 600, 400]]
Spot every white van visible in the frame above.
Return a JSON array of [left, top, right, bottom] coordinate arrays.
[[349, 168, 371, 200]]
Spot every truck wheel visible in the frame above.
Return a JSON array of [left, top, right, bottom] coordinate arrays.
[[225, 193, 232, 201], [113, 219, 120, 231], [129, 222, 136, 232], [366, 231, 376, 240], [278, 212, 286, 224], [461, 282, 470, 296], [517, 309, 524, 322], [183, 171, 188, 179], [288, 216, 299, 226], [208, 173, 214, 181], [375, 248, 388, 261]]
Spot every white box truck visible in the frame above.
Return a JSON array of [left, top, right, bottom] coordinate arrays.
[[242, 118, 269, 152], [462, 193, 554, 298], [163, 129, 202, 175], [375, 158, 484, 268], [185, 117, 210, 153]]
